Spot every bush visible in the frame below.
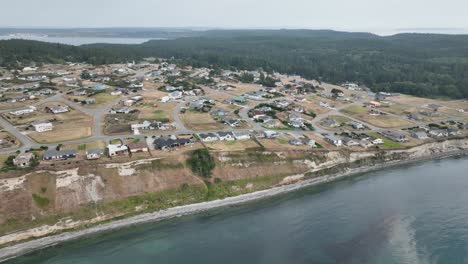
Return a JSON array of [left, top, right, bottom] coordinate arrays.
[[186, 149, 216, 178], [32, 194, 50, 208]]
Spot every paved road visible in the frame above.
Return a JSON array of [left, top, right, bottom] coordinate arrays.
[[0, 80, 466, 155]]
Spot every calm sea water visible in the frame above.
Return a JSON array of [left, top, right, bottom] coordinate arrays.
[[0, 35, 158, 45], [6, 156, 468, 264]]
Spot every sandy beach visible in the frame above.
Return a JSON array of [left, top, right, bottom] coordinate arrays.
[[0, 149, 467, 262]]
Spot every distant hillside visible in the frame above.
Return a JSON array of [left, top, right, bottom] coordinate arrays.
[[1, 29, 468, 98]]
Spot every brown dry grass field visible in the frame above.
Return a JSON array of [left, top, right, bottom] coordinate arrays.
[[301, 95, 348, 115], [340, 105, 413, 128], [317, 115, 356, 131], [16, 102, 94, 143], [204, 140, 261, 152], [258, 133, 316, 151], [65, 93, 119, 109], [62, 140, 106, 154], [0, 130, 20, 149], [180, 111, 224, 130], [136, 102, 176, 122], [221, 82, 264, 96]]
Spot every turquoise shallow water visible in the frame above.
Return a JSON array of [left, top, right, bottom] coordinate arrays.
[[6, 157, 468, 264]]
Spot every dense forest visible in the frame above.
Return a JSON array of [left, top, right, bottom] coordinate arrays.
[[1, 30, 468, 98]]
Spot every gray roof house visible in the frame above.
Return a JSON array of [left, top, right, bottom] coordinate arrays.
[[43, 149, 77, 161]]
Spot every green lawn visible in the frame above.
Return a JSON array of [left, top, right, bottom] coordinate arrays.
[[367, 132, 403, 148]]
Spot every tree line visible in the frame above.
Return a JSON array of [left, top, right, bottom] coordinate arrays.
[[1, 30, 468, 98]]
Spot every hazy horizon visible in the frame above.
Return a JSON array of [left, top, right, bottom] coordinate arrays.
[[2, 0, 468, 36], [1, 27, 468, 37]]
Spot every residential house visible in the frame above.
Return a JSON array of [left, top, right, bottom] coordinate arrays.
[[289, 139, 303, 146], [43, 149, 77, 161], [368, 101, 381, 108], [13, 152, 34, 167], [168, 91, 183, 100], [325, 135, 343, 147], [342, 137, 360, 147], [107, 144, 129, 157], [408, 113, 425, 121], [321, 118, 341, 128], [46, 105, 69, 114], [380, 131, 408, 142], [153, 137, 191, 150], [350, 121, 365, 130], [211, 108, 229, 117], [9, 106, 36, 116], [411, 131, 429, 140], [73, 89, 88, 96], [359, 139, 374, 148], [273, 99, 291, 108], [232, 131, 251, 140], [225, 119, 240, 127], [460, 123, 468, 130], [128, 143, 149, 153], [263, 119, 282, 128], [110, 107, 132, 114], [368, 136, 384, 145], [32, 120, 53, 132], [245, 91, 266, 100], [198, 133, 219, 142], [83, 98, 96, 105], [230, 96, 247, 104], [124, 99, 136, 106], [86, 149, 104, 160], [428, 129, 448, 138], [263, 130, 278, 139], [302, 138, 317, 148], [319, 101, 330, 108], [288, 120, 304, 129], [90, 84, 107, 91], [217, 131, 235, 141]]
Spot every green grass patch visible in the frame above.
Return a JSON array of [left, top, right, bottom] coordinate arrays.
[[32, 194, 50, 208], [341, 105, 367, 114], [367, 132, 403, 148], [186, 148, 216, 178], [224, 141, 238, 146]]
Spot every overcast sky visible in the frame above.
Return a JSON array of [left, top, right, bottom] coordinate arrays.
[[2, 0, 468, 34]]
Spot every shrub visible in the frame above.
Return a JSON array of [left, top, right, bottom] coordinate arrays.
[[186, 149, 216, 178]]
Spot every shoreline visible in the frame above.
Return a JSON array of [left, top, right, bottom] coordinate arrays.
[[0, 149, 467, 262]]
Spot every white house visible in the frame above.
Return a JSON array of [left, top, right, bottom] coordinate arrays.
[[198, 133, 219, 142], [233, 131, 251, 140], [31, 120, 53, 132], [86, 149, 104, 160], [263, 130, 278, 139], [217, 131, 235, 141], [124, 99, 135, 106], [13, 152, 34, 167], [107, 144, 129, 157], [46, 105, 69, 114], [325, 135, 343, 147], [168, 91, 183, 100], [10, 106, 36, 116]]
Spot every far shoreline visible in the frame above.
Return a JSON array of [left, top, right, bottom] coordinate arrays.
[[0, 148, 467, 262]]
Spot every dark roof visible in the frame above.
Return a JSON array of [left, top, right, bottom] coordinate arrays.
[[198, 133, 217, 139], [44, 149, 77, 158], [217, 131, 234, 137], [154, 138, 190, 149]]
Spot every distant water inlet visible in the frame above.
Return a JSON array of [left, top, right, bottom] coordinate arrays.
[[6, 157, 468, 264], [0, 35, 161, 45]]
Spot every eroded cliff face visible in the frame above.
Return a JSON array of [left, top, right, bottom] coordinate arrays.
[[0, 138, 467, 245]]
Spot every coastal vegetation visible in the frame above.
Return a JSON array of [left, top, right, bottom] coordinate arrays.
[[186, 148, 216, 178]]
